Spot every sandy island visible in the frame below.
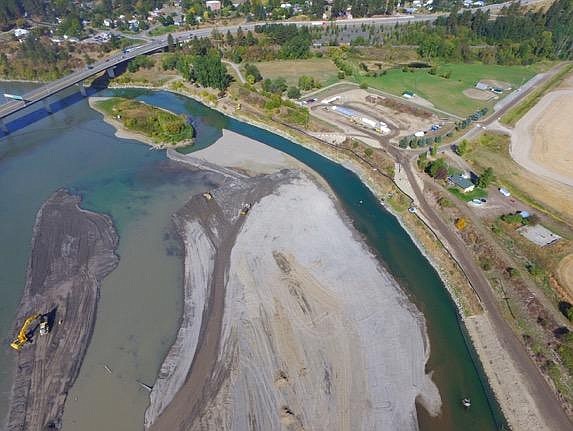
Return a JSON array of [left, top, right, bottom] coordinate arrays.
[[6, 190, 119, 431], [144, 129, 441, 430]]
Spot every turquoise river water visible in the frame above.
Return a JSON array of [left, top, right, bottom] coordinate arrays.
[[0, 84, 505, 430]]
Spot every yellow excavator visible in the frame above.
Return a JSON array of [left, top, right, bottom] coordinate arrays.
[[10, 313, 49, 351]]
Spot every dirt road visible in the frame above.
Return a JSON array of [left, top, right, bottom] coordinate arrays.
[[6, 190, 119, 431], [396, 154, 573, 430]]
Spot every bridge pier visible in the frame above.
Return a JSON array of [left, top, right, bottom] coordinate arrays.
[[43, 99, 53, 114], [78, 81, 87, 96], [0, 118, 8, 134], [106, 67, 115, 78]]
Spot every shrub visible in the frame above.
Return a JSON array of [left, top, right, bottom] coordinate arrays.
[[287, 86, 301, 99]]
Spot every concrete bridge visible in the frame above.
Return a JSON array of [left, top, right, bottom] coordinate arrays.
[[0, 0, 536, 132], [0, 39, 169, 131]]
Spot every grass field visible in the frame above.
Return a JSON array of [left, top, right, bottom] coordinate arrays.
[[361, 63, 546, 117], [254, 58, 340, 88], [448, 187, 487, 202]]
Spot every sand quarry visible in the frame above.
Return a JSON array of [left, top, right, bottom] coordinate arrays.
[[511, 73, 573, 188], [145, 130, 441, 430]]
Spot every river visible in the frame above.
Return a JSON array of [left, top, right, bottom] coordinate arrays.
[[0, 84, 504, 430]]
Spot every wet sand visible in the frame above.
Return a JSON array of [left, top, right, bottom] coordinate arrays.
[[6, 190, 119, 431], [146, 131, 441, 430]]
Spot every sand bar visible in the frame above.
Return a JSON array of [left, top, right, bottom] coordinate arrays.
[[6, 190, 119, 431], [147, 131, 441, 430]]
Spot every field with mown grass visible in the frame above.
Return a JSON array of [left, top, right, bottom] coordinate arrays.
[[360, 63, 550, 116]]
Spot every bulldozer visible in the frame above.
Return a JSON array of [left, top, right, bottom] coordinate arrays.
[[239, 203, 252, 216], [10, 313, 49, 351]]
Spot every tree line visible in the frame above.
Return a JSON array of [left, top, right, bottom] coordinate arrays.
[[391, 0, 573, 65]]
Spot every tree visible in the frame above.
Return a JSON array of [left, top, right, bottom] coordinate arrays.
[[287, 86, 301, 99], [167, 33, 175, 51], [430, 144, 438, 157], [191, 49, 231, 91], [425, 158, 447, 178], [477, 167, 494, 188], [298, 75, 316, 91], [244, 63, 262, 82], [455, 139, 469, 156]]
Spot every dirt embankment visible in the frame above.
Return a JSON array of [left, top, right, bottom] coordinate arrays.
[[147, 168, 440, 431], [6, 190, 119, 431]]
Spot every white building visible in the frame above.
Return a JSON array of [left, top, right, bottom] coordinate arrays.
[[206, 0, 222, 11], [14, 28, 29, 38]]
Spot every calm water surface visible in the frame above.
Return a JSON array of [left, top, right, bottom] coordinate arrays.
[[0, 86, 504, 430]]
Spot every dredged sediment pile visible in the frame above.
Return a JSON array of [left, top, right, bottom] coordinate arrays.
[[6, 190, 119, 431], [146, 167, 441, 430]]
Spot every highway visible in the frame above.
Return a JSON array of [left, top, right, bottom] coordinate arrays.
[[0, 0, 542, 123], [0, 14, 447, 122]]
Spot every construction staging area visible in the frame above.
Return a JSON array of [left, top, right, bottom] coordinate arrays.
[[6, 190, 119, 431], [309, 88, 449, 146]]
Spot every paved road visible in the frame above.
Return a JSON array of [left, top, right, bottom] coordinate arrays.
[[0, 39, 166, 120], [3, 3, 528, 123], [0, 0, 547, 123]]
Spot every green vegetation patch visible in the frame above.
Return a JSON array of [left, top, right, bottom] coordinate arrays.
[[96, 97, 194, 146], [361, 63, 540, 116], [448, 187, 487, 202]]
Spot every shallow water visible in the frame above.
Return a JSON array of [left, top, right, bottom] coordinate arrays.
[[0, 86, 220, 429], [0, 86, 504, 430]]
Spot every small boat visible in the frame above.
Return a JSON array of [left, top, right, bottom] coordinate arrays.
[[462, 398, 471, 408]]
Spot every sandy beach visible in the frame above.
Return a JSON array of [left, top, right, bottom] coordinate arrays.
[[145, 130, 441, 430]]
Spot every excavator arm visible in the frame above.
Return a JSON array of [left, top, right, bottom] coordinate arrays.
[[10, 314, 40, 351]]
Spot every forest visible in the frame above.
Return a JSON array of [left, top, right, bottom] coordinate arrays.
[[391, 0, 573, 64]]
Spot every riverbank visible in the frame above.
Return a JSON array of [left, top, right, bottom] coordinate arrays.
[[146, 136, 441, 428], [6, 190, 119, 431], [88, 96, 194, 149], [100, 82, 549, 429]]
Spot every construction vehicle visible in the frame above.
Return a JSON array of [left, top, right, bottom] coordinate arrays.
[[202, 192, 213, 201], [239, 203, 252, 216], [10, 313, 48, 351]]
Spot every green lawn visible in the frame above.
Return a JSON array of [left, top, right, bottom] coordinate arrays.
[[448, 187, 488, 202], [361, 63, 546, 117]]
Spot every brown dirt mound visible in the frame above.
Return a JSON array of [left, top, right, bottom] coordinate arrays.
[[463, 88, 495, 100]]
